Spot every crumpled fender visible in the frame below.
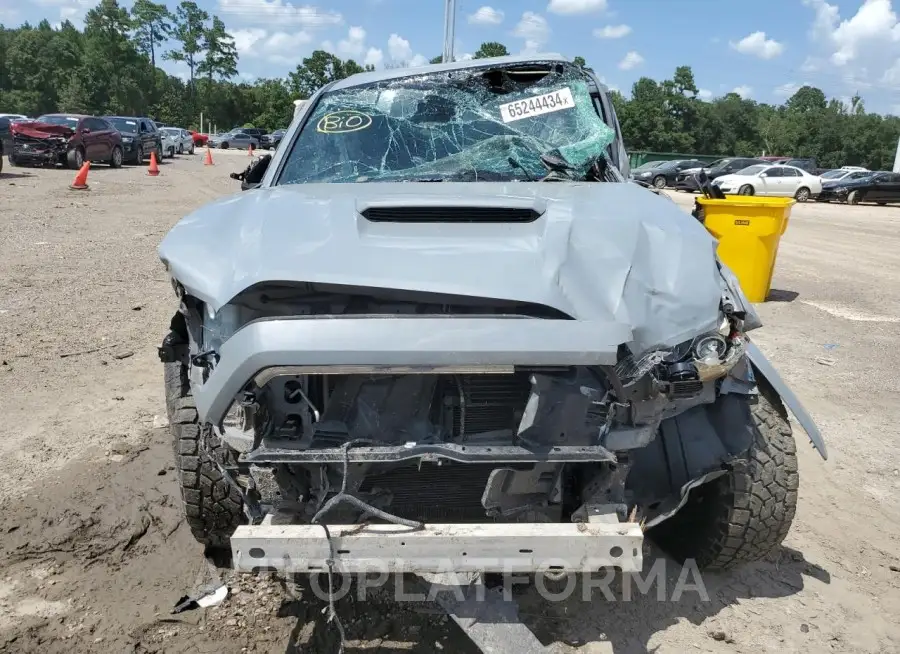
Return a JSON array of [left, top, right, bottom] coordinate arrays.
[[745, 340, 827, 460]]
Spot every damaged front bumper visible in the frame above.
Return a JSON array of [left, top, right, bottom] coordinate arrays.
[[231, 520, 644, 573], [192, 316, 632, 427]]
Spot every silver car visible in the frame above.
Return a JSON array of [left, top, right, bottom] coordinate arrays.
[[160, 127, 195, 155], [211, 131, 259, 150]]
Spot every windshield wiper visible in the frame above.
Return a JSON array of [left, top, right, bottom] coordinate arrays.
[[507, 156, 535, 181]]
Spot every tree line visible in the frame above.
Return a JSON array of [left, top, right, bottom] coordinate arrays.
[[1, 9, 898, 169]]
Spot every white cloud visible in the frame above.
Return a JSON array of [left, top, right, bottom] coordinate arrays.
[[732, 85, 753, 98], [233, 28, 313, 64], [774, 81, 804, 97], [547, 0, 607, 15], [338, 25, 366, 58], [388, 33, 413, 61], [593, 24, 631, 39], [697, 88, 713, 100], [468, 6, 504, 25], [730, 31, 785, 59], [364, 48, 384, 68], [33, 0, 95, 27], [514, 11, 550, 52], [384, 34, 427, 67], [618, 51, 643, 70], [217, 0, 343, 27]]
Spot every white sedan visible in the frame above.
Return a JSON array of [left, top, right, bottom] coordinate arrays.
[[713, 164, 823, 202], [160, 127, 195, 155]]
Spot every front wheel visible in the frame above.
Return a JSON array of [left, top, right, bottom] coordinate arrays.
[[738, 184, 754, 196], [109, 145, 123, 168], [164, 351, 245, 549], [67, 147, 85, 170], [220, 142, 229, 149], [652, 175, 667, 189], [794, 186, 810, 202], [649, 390, 799, 571], [847, 190, 861, 205]]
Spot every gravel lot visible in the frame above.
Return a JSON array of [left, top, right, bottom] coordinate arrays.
[[1, 158, 899, 653]]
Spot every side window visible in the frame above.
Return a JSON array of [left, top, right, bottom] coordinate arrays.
[[0, 117, 9, 130], [765, 167, 783, 177], [783, 167, 800, 177], [91, 118, 110, 131]]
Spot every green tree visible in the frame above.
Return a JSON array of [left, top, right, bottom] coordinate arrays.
[[573, 56, 586, 68], [473, 42, 508, 59], [164, 0, 209, 88], [198, 16, 238, 81], [429, 55, 443, 64], [288, 50, 370, 98], [130, 0, 172, 68]]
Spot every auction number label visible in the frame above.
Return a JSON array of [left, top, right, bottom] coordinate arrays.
[[317, 110, 373, 134], [499, 87, 575, 123]]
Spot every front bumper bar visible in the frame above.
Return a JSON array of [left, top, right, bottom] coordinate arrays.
[[194, 316, 632, 425], [231, 521, 644, 574]]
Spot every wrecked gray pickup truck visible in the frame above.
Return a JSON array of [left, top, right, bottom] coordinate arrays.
[[158, 55, 826, 578]]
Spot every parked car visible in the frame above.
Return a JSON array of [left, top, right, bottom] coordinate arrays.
[[633, 159, 704, 189], [230, 127, 267, 141], [817, 171, 900, 205], [210, 131, 259, 150], [712, 164, 822, 201], [160, 127, 195, 155], [190, 130, 209, 147], [104, 116, 163, 165], [9, 114, 123, 169], [260, 129, 287, 150], [674, 157, 767, 192], [818, 168, 870, 185], [0, 116, 11, 174], [0, 113, 28, 122], [159, 128, 178, 158]]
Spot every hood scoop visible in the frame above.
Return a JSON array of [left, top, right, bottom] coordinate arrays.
[[361, 206, 542, 224]]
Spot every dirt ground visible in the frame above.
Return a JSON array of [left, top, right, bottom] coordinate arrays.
[[1, 156, 899, 654]]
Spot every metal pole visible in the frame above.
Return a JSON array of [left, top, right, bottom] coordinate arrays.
[[442, 0, 456, 63]]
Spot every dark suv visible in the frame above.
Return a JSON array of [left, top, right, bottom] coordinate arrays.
[[9, 114, 123, 169], [104, 116, 164, 164], [674, 157, 766, 192], [260, 129, 287, 150], [231, 127, 267, 141], [0, 116, 11, 174]]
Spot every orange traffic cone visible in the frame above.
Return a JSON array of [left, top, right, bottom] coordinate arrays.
[[204, 147, 214, 166], [148, 150, 160, 176], [248, 143, 254, 157], [70, 161, 90, 190]]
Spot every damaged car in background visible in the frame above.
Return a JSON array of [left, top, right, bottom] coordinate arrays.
[[158, 55, 826, 582], [8, 114, 123, 169]]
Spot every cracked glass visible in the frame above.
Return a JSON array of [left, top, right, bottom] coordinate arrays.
[[277, 64, 616, 184]]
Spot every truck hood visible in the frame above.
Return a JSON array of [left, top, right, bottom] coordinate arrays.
[[159, 182, 732, 354]]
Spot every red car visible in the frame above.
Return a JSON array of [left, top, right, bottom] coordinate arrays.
[[9, 114, 123, 169], [190, 130, 209, 147]]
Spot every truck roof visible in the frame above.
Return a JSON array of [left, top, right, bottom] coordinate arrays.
[[330, 53, 569, 91]]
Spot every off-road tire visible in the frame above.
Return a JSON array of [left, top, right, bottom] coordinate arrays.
[[847, 190, 860, 205], [650, 390, 799, 571], [738, 184, 754, 196], [164, 357, 245, 548]]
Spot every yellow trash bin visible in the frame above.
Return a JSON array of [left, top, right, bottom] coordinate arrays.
[[696, 196, 794, 303]]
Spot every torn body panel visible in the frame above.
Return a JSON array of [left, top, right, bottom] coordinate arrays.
[[10, 121, 72, 165]]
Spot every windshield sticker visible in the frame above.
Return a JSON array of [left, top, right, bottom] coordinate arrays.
[[499, 87, 575, 123], [317, 110, 373, 134], [126, 120, 136, 125]]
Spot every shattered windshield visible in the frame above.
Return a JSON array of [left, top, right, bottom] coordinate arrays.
[[277, 64, 616, 184]]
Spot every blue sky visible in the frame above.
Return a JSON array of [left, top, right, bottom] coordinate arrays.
[[4, 0, 900, 112]]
